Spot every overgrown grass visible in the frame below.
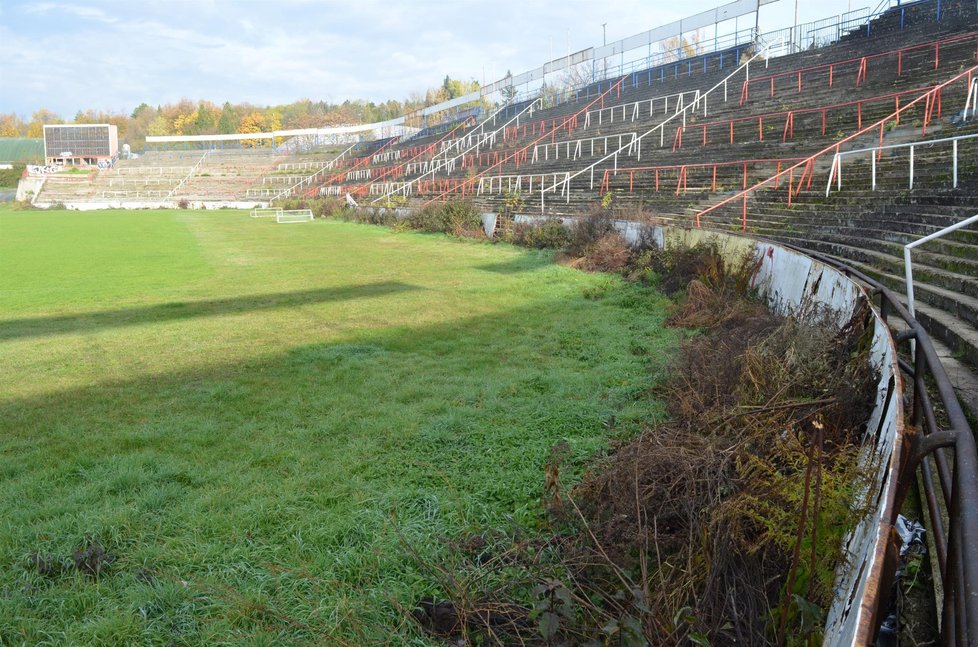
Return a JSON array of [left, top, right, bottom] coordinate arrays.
[[0, 206, 678, 645]]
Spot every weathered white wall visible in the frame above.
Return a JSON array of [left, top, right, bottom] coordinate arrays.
[[32, 199, 270, 211], [653, 226, 905, 646], [498, 217, 904, 645]]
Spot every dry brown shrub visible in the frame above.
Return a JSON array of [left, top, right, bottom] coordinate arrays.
[[408, 239, 879, 646], [569, 232, 633, 273], [569, 276, 878, 645]]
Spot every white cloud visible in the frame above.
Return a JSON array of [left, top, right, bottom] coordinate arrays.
[[0, 0, 860, 119]]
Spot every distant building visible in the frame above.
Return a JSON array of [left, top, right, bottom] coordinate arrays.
[[0, 138, 44, 165], [43, 124, 118, 166]]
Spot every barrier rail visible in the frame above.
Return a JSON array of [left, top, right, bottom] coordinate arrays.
[[582, 89, 701, 129], [337, 102, 519, 200], [532, 133, 639, 164], [539, 40, 774, 210], [694, 63, 978, 229], [741, 30, 978, 103], [165, 150, 209, 201], [107, 177, 180, 188], [827, 131, 978, 194], [789, 243, 978, 647], [476, 172, 571, 198], [672, 82, 964, 153], [904, 213, 978, 319], [266, 141, 360, 202], [420, 76, 629, 206], [99, 190, 170, 199], [598, 156, 807, 195], [370, 99, 542, 204], [302, 137, 402, 199], [110, 166, 195, 176]]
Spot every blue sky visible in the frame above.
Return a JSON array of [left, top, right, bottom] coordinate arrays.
[[0, 0, 863, 118]]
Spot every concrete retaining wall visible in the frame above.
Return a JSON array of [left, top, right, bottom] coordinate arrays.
[[499, 216, 904, 645], [653, 226, 904, 646]]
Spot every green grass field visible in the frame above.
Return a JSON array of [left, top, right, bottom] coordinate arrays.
[[0, 207, 677, 646]]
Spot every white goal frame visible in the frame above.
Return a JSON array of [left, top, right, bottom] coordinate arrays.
[[276, 209, 314, 223], [251, 207, 282, 218]]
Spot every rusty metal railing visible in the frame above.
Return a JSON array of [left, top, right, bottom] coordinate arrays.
[[783, 243, 978, 646]]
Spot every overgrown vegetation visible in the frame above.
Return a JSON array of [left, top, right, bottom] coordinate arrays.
[[404, 200, 482, 235], [409, 240, 879, 645], [0, 164, 25, 189]]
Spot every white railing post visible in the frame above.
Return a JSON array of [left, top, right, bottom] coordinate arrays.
[[909, 145, 914, 190], [871, 151, 877, 191], [904, 214, 978, 319], [904, 245, 917, 319], [953, 138, 958, 188], [825, 153, 839, 197]]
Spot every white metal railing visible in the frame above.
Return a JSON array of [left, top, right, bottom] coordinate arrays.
[[369, 99, 540, 204], [347, 169, 372, 181], [111, 166, 195, 176], [431, 99, 526, 160], [963, 78, 978, 121], [582, 89, 700, 129], [251, 207, 282, 218], [107, 177, 180, 187], [269, 141, 360, 203], [319, 186, 342, 196], [540, 39, 775, 210], [904, 214, 978, 318], [246, 188, 281, 197], [405, 159, 458, 176], [262, 175, 307, 185], [826, 131, 978, 195], [532, 133, 639, 164], [369, 182, 412, 196], [277, 160, 344, 172], [165, 151, 209, 201], [373, 149, 402, 164], [100, 190, 170, 199], [477, 172, 570, 199], [426, 99, 539, 164]]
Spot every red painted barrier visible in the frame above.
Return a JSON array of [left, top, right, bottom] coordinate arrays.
[[694, 64, 978, 230], [421, 75, 629, 206]]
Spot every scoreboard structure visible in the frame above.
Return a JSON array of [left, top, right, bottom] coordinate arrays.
[[43, 123, 118, 167]]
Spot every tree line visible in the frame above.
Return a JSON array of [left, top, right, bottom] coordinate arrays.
[[0, 76, 481, 151]]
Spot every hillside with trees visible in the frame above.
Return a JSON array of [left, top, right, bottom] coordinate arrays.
[[0, 75, 482, 151]]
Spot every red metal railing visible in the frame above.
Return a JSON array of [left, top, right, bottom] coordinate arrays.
[[596, 157, 808, 196], [312, 112, 488, 197], [693, 64, 978, 230], [674, 83, 955, 152], [419, 76, 627, 206], [740, 29, 978, 104]]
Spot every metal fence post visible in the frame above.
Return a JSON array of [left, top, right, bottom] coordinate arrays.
[[953, 138, 958, 188], [909, 145, 915, 190]]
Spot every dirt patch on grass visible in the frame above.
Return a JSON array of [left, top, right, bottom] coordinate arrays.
[[29, 538, 117, 580]]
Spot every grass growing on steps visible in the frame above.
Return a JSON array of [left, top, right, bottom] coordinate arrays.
[[0, 206, 678, 645]]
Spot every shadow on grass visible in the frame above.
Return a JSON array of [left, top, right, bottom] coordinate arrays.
[[0, 282, 421, 340], [474, 256, 552, 275], [0, 289, 675, 644]]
